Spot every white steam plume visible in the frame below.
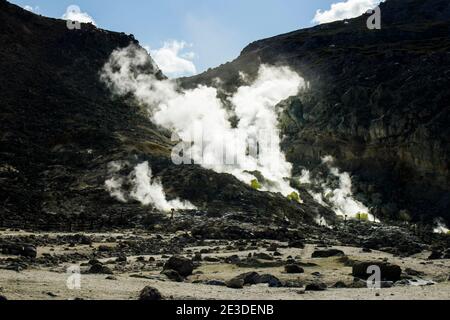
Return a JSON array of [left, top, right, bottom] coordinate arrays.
[[101, 45, 375, 218], [130, 162, 196, 211], [105, 161, 127, 203], [323, 156, 373, 220], [433, 218, 449, 234], [101, 45, 304, 197], [298, 156, 375, 221], [104, 161, 196, 212]]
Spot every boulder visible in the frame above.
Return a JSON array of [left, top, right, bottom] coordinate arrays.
[[312, 249, 345, 258], [193, 253, 202, 261], [161, 269, 184, 282], [116, 254, 127, 263], [285, 264, 305, 274], [235, 272, 261, 285], [226, 277, 245, 289], [258, 274, 283, 287], [0, 243, 37, 258], [350, 278, 367, 288], [405, 268, 424, 277], [224, 255, 240, 264], [23, 245, 37, 258], [288, 240, 305, 249], [428, 251, 443, 260], [254, 252, 274, 261], [443, 250, 450, 259], [139, 286, 163, 301], [352, 261, 402, 282], [88, 263, 113, 275], [88, 259, 101, 266], [305, 282, 327, 291], [163, 256, 194, 277]]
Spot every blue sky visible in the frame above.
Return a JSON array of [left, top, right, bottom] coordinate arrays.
[[11, 0, 381, 76]]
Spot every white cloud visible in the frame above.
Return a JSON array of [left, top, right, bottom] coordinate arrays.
[[313, 0, 383, 24], [62, 5, 96, 26], [145, 40, 197, 78], [23, 5, 39, 13]]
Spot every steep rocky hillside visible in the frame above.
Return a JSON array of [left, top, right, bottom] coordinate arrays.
[[0, 0, 329, 230], [182, 0, 450, 224]]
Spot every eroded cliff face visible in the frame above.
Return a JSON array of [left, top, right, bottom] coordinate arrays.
[[182, 0, 450, 224], [0, 0, 332, 230]]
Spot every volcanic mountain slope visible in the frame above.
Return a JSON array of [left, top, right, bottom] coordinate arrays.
[[0, 0, 333, 230], [182, 0, 450, 224]]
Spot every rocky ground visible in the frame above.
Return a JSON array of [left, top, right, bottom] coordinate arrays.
[[1, 213, 448, 300]]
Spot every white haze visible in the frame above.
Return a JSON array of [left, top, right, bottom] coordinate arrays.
[[101, 44, 304, 197]]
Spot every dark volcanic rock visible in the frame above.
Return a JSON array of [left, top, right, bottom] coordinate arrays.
[[336, 221, 425, 257], [226, 277, 245, 289], [139, 286, 163, 301], [311, 249, 345, 258], [258, 274, 283, 287], [0, 242, 37, 258], [305, 282, 327, 291], [161, 269, 184, 282], [352, 261, 402, 282], [288, 240, 305, 249], [88, 263, 113, 275], [163, 256, 193, 277], [116, 254, 127, 263], [234, 272, 261, 285], [428, 251, 443, 260], [284, 264, 305, 274]]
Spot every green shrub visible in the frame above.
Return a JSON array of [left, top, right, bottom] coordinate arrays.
[[287, 191, 301, 203], [356, 213, 369, 221], [250, 179, 262, 190]]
